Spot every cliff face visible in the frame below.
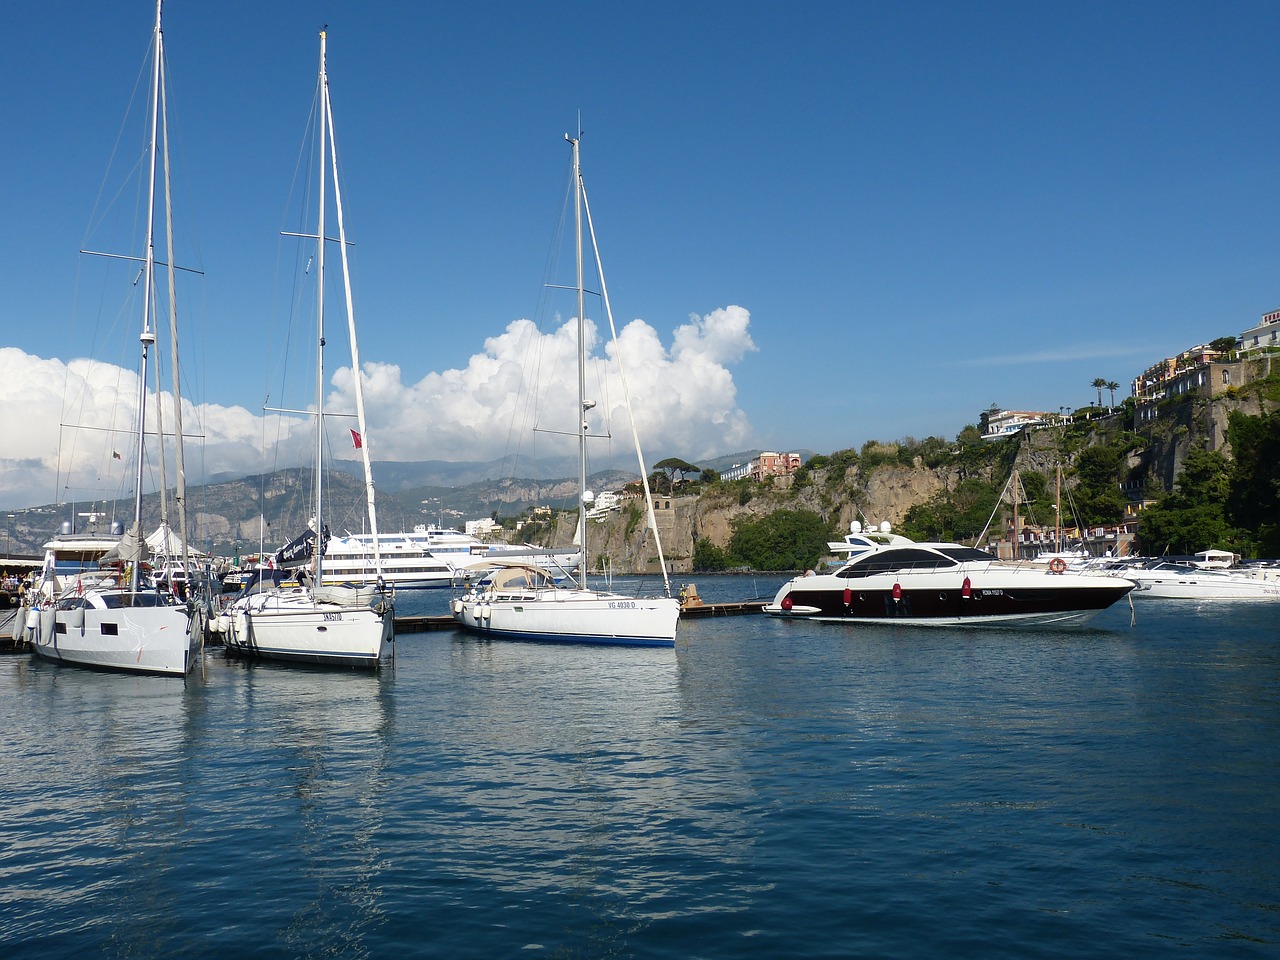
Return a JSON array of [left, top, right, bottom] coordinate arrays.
[[576, 388, 1277, 573], [575, 463, 960, 574], [1136, 392, 1268, 490]]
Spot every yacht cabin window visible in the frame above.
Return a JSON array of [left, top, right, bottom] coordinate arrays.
[[836, 548, 956, 578]]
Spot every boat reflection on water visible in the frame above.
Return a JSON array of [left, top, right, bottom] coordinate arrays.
[[216, 655, 395, 954], [2, 656, 209, 951], [420, 638, 759, 923]]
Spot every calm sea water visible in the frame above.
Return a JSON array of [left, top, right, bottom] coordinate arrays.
[[2, 576, 1277, 959]]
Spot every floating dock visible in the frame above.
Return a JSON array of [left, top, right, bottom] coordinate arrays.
[[678, 600, 767, 618], [395, 614, 456, 633]]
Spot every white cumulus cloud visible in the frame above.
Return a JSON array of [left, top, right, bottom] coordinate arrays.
[[0, 306, 757, 510]]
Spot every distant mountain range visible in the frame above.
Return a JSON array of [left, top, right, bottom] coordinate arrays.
[[3, 450, 801, 555], [326, 449, 790, 491]]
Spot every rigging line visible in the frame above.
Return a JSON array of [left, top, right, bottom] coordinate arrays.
[[506, 154, 576, 477], [161, 51, 191, 572], [267, 72, 324, 448], [581, 175, 670, 596], [80, 39, 151, 251]]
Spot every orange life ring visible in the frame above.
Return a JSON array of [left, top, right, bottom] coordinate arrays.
[[1049, 558, 1067, 574]]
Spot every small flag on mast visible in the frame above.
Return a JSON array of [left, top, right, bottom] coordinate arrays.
[[350, 429, 363, 449]]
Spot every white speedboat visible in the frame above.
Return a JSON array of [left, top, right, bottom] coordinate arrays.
[[1121, 560, 1280, 600], [26, 524, 125, 605], [768, 530, 1135, 627], [222, 29, 392, 668], [452, 132, 679, 646]]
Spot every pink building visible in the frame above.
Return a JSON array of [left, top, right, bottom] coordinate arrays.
[[750, 452, 802, 480]]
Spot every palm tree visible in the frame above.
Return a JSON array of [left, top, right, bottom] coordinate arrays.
[[1106, 380, 1120, 411], [1092, 377, 1107, 409]]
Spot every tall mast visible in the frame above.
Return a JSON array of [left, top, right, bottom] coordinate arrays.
[[1055, 465, 1062, 553], [161, 59, 190, 585], [313, 28, 328, 587], [129, 0, 164, 594], [325, 61, 382, 576], [1011, 469, 1021, 562], [569, 133, 589, 588], [580, 170, 673, 597]]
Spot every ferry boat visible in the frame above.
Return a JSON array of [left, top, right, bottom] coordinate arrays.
[[321, 524, 581, 590]]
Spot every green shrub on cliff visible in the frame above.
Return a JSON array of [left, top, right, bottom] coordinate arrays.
[[728, 509, 834, 571], [1135, 448, 1240, 555], [692, 538, 731, 571]]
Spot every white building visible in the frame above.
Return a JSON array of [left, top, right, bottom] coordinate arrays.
[[1240, 307, 1280, 357], [981, 410, 1052, 441], [465, 518, 501, 538]]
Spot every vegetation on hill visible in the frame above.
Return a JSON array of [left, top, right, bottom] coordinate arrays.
[[686, 370, 1280, 570], [1136, 409, 1280, 556], [693, 509, 833, 572]]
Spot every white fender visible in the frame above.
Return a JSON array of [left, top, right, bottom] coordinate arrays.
[[39, 608, 56, 644]]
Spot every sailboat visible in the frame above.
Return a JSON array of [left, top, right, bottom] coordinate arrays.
[[450, 132, 681, 647], [222, 29, 393, 668], [28, 0, 201, 677], [1032, 465, 1090, 566]]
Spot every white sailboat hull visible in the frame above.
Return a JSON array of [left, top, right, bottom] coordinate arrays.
[[453, 588, 679, 647], [225, 590, 393, 668], [31, 604, 197, 677]]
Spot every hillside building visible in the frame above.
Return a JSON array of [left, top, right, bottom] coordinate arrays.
[[980, 410, 1056, 441], [1129, 304, 1280, 427], [1240, 307, 1280, 357], [751, 452, 802, 480], [1131, 344, 1243, 425], [718, 452, 802, 483]]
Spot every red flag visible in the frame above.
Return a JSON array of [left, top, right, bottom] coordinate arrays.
[[350, 429, 363, 449]]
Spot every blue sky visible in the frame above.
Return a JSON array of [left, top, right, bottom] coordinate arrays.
[[3, 1, 1279, 510]]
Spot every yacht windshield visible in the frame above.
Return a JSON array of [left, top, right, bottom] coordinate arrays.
[[836, 548, 956, 579], [935, 547, 996, 562]]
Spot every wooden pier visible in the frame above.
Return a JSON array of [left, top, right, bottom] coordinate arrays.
[[678, 600, 767, 618], [395, 614, 457, 633]]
